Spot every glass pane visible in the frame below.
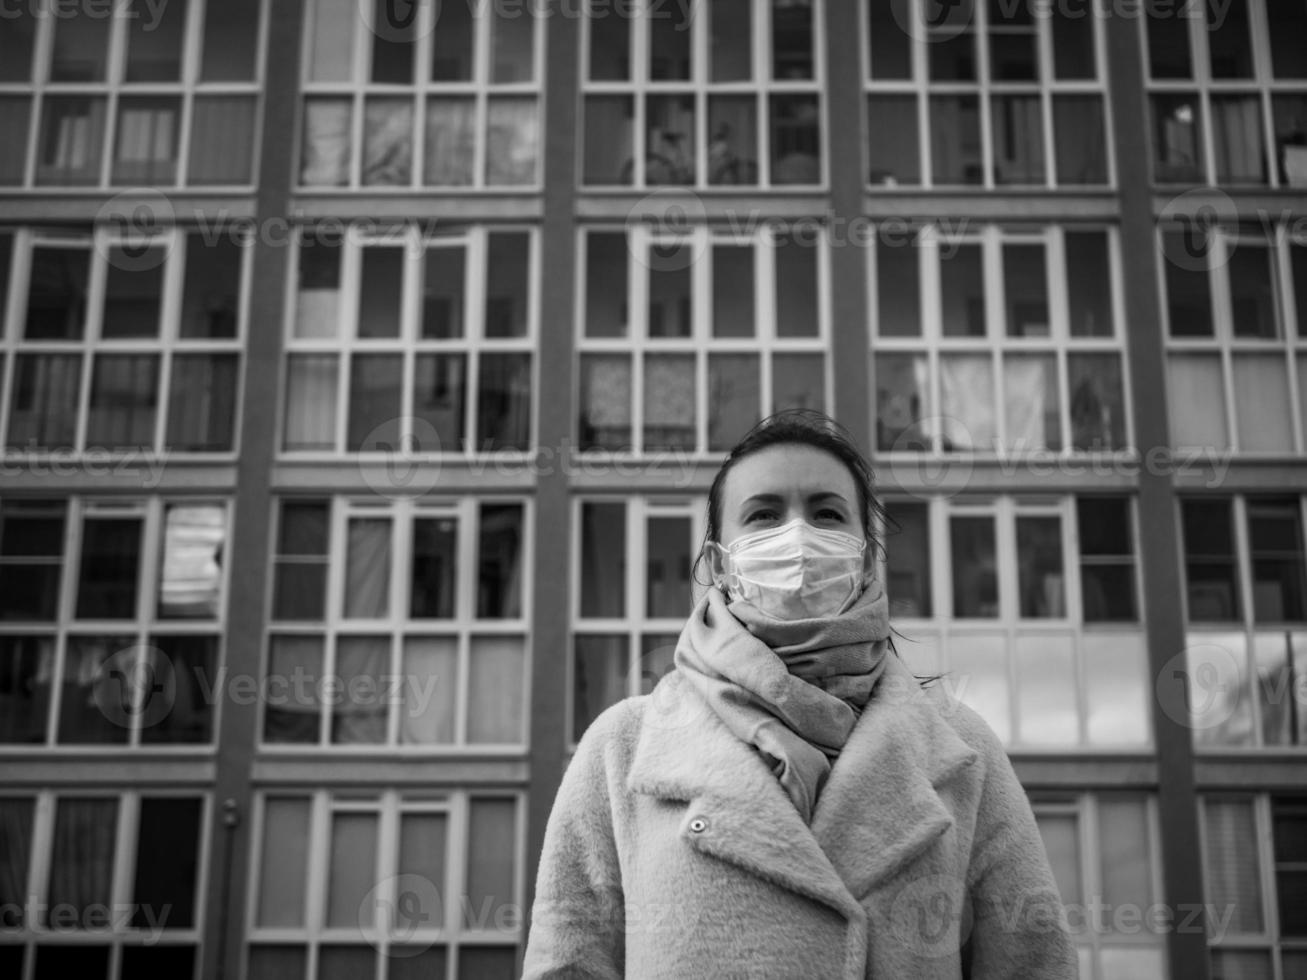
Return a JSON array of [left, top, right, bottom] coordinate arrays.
[[1208, 0, 1253, 77], [711, 0, 751, 80], [992, 95, 1045, 185], [1210, 951, 1273, 980], [646, 517, 691, 619], [132, 798, 200, 928], [650, 0, 691, 79], [371, 0, 415, 83], [1083, 633, 1150, 745], [201, 0, 259, 80], [102, 254, 163, 338], [284, 354, 338, 451], [264, 635, 323, 743], [1051, 3, 1094, 78], [775, 233, 818, 337], [401, 636, 457, 744], [951, 517, 998, 617], [0, 500, 66, 622], [940, 244, 985, 337], [309, 0, 355, 81], [7, 353, 81, 451], [0, 638, 54, 742], [1269, 2, 1307, 77], [327, 813, 379, 927], [1003, 354, 1060, 452], [772, 353, 825, 414], [648, 245, 692, 337], [1078, 493, 1135, 567], [37, 96, 107, 185], [708, 353, 760, 451], [1035, 813, 1081, 905], [274, 502, 328, 620], [362, 98, 413, 187], [47, 799, 117, 915], [712, 245, 754, 338], [51, 13, 111, 81], [26, 246, 89, 339], [0, 99, 31, 184], [478, 504, 523, 619], [158, 504, 225, 618], [1068, 352, 1126, 452], [1147, 8, 1191, 78], [1098, 797, 1152, 909], [931, 95, 982, 185], [332, 637, 388, 744], [140, 635, 216, 743], [646, 94, 695, 185], [644, 354, 696, 451], [433, 0, 474, 79], [1253, 633, 1294, 745], [868, 0, 911, 79], [182, 234, 241, 338], [876, 240, 920, 336], [348, 354, 403, 451], [421, 246, 465, 339], [1099, 949, 1166, 979], [1016, 516, 1065, 618], [57, 636, 132, 743], [320, 948, 376, 980], [1078, 499, 1138, 622], [929, 6, 976, 80], [708, 95, 759, 185], [398, 813, 447, 923], [486, 97, 538, 185], [589, 0, 630, 80], [940, 354, 996, 451], [579, 355, 632, 451], [77, 518, 142, 618], [0, 8, 37, 81], [1186, 633, 1254, 746], [771, 0, 813, 79], [458, 948, 516, 980], [1183, 499, 1240, 619], [868, 96, 920, 186], [490, 0, 535, 80], [640, 633, 678, 695], [886, 502, 931, 618], [424, 98, 475, 185], [580, 503, 626, 618], [573, 634, 626, 740], [1233, 355, 1292, 452], [1003, 244, 1049, 337], [414, 353, 466, 452], [300, 97, 352, 187], [586, 233, 628, 338], [477, 352, 532, 451], [464, 799, 517, 927], [1248, 500, 1306, 622], [112, 96, 181, 185], [1168, 353, 1227, 451], [1152, 93, 1204, 182], [770, 94, 821, 184], [1274, 95, 1307, 188], [248, 948, 307, 980], [296, 235, 341, 338], [124, 0, 186, 81], [949, 633, 1009, 741], [1213, 95, 1267, 183], [486, 233, 530, 338], [468, 636, 525, 743], [168, 355, 238, 451], [1015, 634, 1077, 746], [344, 519, 391, 619], [1054, 95, 1108, 185], [358, 248, 404, 339], [1229, 245, 1278, 338], [1066, 231, 1113, 337], [584, 96, 633, 185], [120, 945, 194, 978]]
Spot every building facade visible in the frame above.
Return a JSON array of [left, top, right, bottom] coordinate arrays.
[[0, 0, 1304, 978]]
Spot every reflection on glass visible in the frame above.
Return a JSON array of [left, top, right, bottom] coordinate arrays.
[[708, 96, 759, 185], [424, 99, 475, 185], [1186, 633, 1253, 746], [1015, 634, 1077, 746], [940, 355, 996, 451], [300, 98, 351, 187], [579, 355, 632, 450], [1068, 353, 1126, 452], [468, 636, 525, 743], [1182, 500, 1240, 622], [59, 637, 134, 743], [646, 95, 695, 185], [1004, 355, 1060, 452], [1083, 634, 1150, 745], [1247, 501, 1306, 622], [949, 633, 1009, 742], [1253, 632, 1294, 746], [362, 98, 413, 186], [486, 97, 538, 185]]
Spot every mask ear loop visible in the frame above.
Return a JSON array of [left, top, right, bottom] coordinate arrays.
[[703, 540, 736, 600]]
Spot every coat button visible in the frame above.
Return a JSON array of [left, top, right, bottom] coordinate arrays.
[[688, 816, 709, 833]]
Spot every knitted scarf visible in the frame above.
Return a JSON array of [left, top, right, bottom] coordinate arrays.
[[673, 582, 892, 823]]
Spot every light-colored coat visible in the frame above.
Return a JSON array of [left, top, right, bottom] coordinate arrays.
[[522, 654, 1079, 979]]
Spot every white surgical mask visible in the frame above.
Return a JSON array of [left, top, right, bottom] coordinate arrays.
[[717, 518, 867, 620]]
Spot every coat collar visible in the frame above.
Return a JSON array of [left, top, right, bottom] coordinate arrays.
[[627, 654, 979, 916]]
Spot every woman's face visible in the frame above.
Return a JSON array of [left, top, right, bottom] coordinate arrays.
[[705, 443, 873, 580]]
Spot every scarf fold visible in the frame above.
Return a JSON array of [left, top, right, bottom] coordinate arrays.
[[672, 583, 892, 823]]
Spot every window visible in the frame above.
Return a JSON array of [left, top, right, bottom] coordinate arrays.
[[2, 229, 246, 455], [577, 225, 829, 454], [872, 225, 1130, 455], [264, 497, 529, 748], [1144, 0, 1307, 187], [865, 0, 1110, 188], [0, 497, 227, 747], [582, 0, 823, 187], [1033, 794, 1167, 979], [0, 791, 206, 977], [2, 0, 263, 188], [299, 0, 540, 188], [572, 497, 703, 743], [1201, 795, 1307, 976], [1162, 224, 1307, 454], [282, 225, 535, 454], [1179, 495, 1307, 749], [886, 495, 1149, 749], [246, 790, 522, 980]]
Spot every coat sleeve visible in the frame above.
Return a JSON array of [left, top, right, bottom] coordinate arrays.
[[960, 726, 1080, 980], [521, 704, 629, 980]]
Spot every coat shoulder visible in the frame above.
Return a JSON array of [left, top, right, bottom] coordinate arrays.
[[922, 685, 1010, 767]]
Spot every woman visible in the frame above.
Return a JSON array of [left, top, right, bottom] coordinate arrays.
[[523, 411, 1077, 979]]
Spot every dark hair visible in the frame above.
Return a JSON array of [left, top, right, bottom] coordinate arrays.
[[692, 408, 888, 587]]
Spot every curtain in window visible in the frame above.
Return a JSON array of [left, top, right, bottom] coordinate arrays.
[[37, 96, 106, 185], [284, 354, 338, 451], [876, 353, 929, 451], [486, 98, 538, 185], [344, 519, 390, 618], [643, 354, 695, 450], [113, 98, 179, 184], [1167, 354, 1228, 451], [1069, 353, 1126, 451], [467, 637, 524, 743], [993, 95, 1044, 184], [300, 98, 352, 187], [332, 637, 388, 744], [0, 798, 34, 907], [1213, 96, 1265, 183], [362, 98, 412, 186], [1233, 354, 1293, 451], [1004, 355, 1058, 451], [939, 355, 996, 450], [7, 353, 80, 449], [158, 505, 225, 618], [188, 96, 255, 184], [167, 353, 238, 452], [1203, 800, 1264, 932], [47, 798, 117, 918], [263, 636, 322, 743], [424, 99, 475, 185], [86, 353, 158, 449], [400, 637, 457, 744]]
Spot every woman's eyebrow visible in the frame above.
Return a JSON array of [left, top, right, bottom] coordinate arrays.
[[807, 492, 850, 506], [740, 493, 785, 509]]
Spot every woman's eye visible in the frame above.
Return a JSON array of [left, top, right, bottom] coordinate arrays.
[[746, 509, 779, 523], [815, 508, 845, 521]]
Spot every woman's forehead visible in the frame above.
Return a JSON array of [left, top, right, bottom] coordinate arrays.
[[722, 444, 858, 503]]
